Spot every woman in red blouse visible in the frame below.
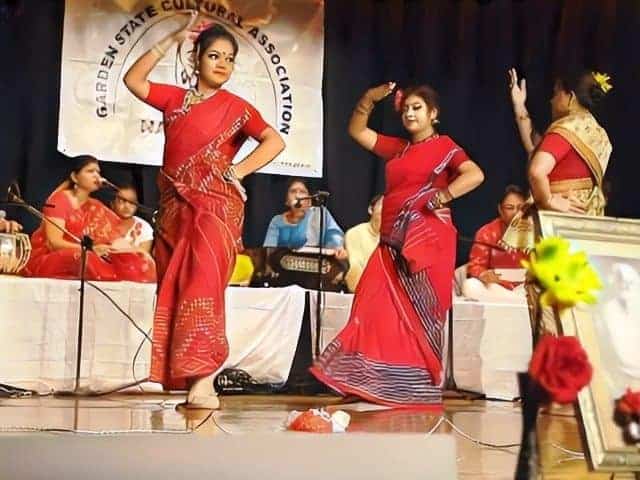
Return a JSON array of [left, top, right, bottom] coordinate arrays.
[[508, 68, 612, 215], [124, 15, 284, 409], [24, 156, 156, 283], [506, 68, 613, 339], [311, 83, 484, 408]]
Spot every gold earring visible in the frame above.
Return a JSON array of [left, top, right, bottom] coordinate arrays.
[[433, 118, 440, 125]]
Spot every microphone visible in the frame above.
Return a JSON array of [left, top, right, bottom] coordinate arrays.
[[3, 182, 54, 209], [99, 178, 156, 214], [100, 177, 119, 190], [294, 191, 330, 208]]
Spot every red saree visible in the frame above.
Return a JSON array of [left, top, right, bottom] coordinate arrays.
[[144, 83, 269, 390], [24, 189, 156, 282], [310, 134, 469, 408]]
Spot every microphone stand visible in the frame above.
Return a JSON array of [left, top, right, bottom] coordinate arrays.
[[4, 193, 92, 394], [314, 197, 327, 359], [293, 192, 331, 358]]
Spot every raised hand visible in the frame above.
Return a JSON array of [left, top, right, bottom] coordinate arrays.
[[508, 68, 527, 110], [174, 10, 200, 43], [367, 82, 397, 103]]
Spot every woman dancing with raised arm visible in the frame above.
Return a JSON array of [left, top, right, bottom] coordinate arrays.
[[505, 68, 612, 340], [507, 68, 612, 217], [310, 82, 484, 409], [124, 14, 285, 409]]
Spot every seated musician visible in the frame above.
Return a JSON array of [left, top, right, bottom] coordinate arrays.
[[0, 215, 22, 233], [110, 184, 154, 255], [23, 156, 156, 282], [462, 185, 528, 301], [263, 178, 347, 259], [344, 194, 382, 292]]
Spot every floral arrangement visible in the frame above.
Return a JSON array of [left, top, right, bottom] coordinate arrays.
[[528, 334, 593, 404], [521, 236, 602, 309], [614, 389, 640, 444], [516, 236, 600, 479]]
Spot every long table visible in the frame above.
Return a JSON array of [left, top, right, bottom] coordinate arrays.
[[0, 276, 531, 398]]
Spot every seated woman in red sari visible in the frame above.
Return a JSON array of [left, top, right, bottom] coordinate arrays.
[[24, 156, 156, 283], [124, 15, 285, 409], [462, 185, 528, 302], [311, 83, 484, 409]]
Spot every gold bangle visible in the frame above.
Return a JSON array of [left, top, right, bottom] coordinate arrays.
[[516, 112, 530, 121], [355, 101, 374, 115], [152, 44, 167, 57]]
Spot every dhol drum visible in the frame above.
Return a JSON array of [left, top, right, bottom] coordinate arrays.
[[0, 233, 32, 274]]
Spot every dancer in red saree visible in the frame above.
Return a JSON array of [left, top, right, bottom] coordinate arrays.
[[311, 83, 484, 409], [124, 15, 284, 409], [24, 156, 156, 283]]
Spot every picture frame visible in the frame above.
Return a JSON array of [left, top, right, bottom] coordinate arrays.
[[538, 211, 640, 472]]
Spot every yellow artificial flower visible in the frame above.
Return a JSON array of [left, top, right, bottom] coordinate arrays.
[[522, 237, 602, 309], [592, 72, 613, 93]]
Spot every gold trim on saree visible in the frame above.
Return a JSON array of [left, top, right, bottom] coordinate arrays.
[[549, 177, 593, 193], [545, 111, 612, 189]]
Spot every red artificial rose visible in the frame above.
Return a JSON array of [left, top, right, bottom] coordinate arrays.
[[528, 335, 593, 404], [617, 389, 640, 416]]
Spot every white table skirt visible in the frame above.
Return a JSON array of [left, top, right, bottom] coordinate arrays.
[[0, 276, 306, 392], [0, 274, 530, 398], [451, 297, 532, 399]]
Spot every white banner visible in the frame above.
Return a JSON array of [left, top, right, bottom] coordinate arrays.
[[58, 0, 324, 177]]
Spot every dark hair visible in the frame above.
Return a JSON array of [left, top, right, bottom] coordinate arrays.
[[286, 177, 309, 192], [400, 84, 440, 115], [195, 24, 239, 62], [284, 177, 310, 208], [66, 155, 99, 189], [556, 70, 609, 112], [117, 183, 138, 196], [368, 194, 383, 210], [500, 184, 525, 203], [70, 155, 98, 174]]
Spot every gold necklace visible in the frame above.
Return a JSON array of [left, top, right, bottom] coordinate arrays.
[[411, 131, 438, 144], [182, 88, 218, 111], [400, 132, 439, 157]]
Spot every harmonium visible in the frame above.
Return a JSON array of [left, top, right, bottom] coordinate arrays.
[[243, 247, 348, 291]]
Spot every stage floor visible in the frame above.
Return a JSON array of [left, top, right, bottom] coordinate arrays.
[[0, 393, 618, 479]]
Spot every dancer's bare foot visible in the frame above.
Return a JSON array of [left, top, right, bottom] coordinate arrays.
[[177, 394, 220, 410], [179, 373, 220, 410]]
